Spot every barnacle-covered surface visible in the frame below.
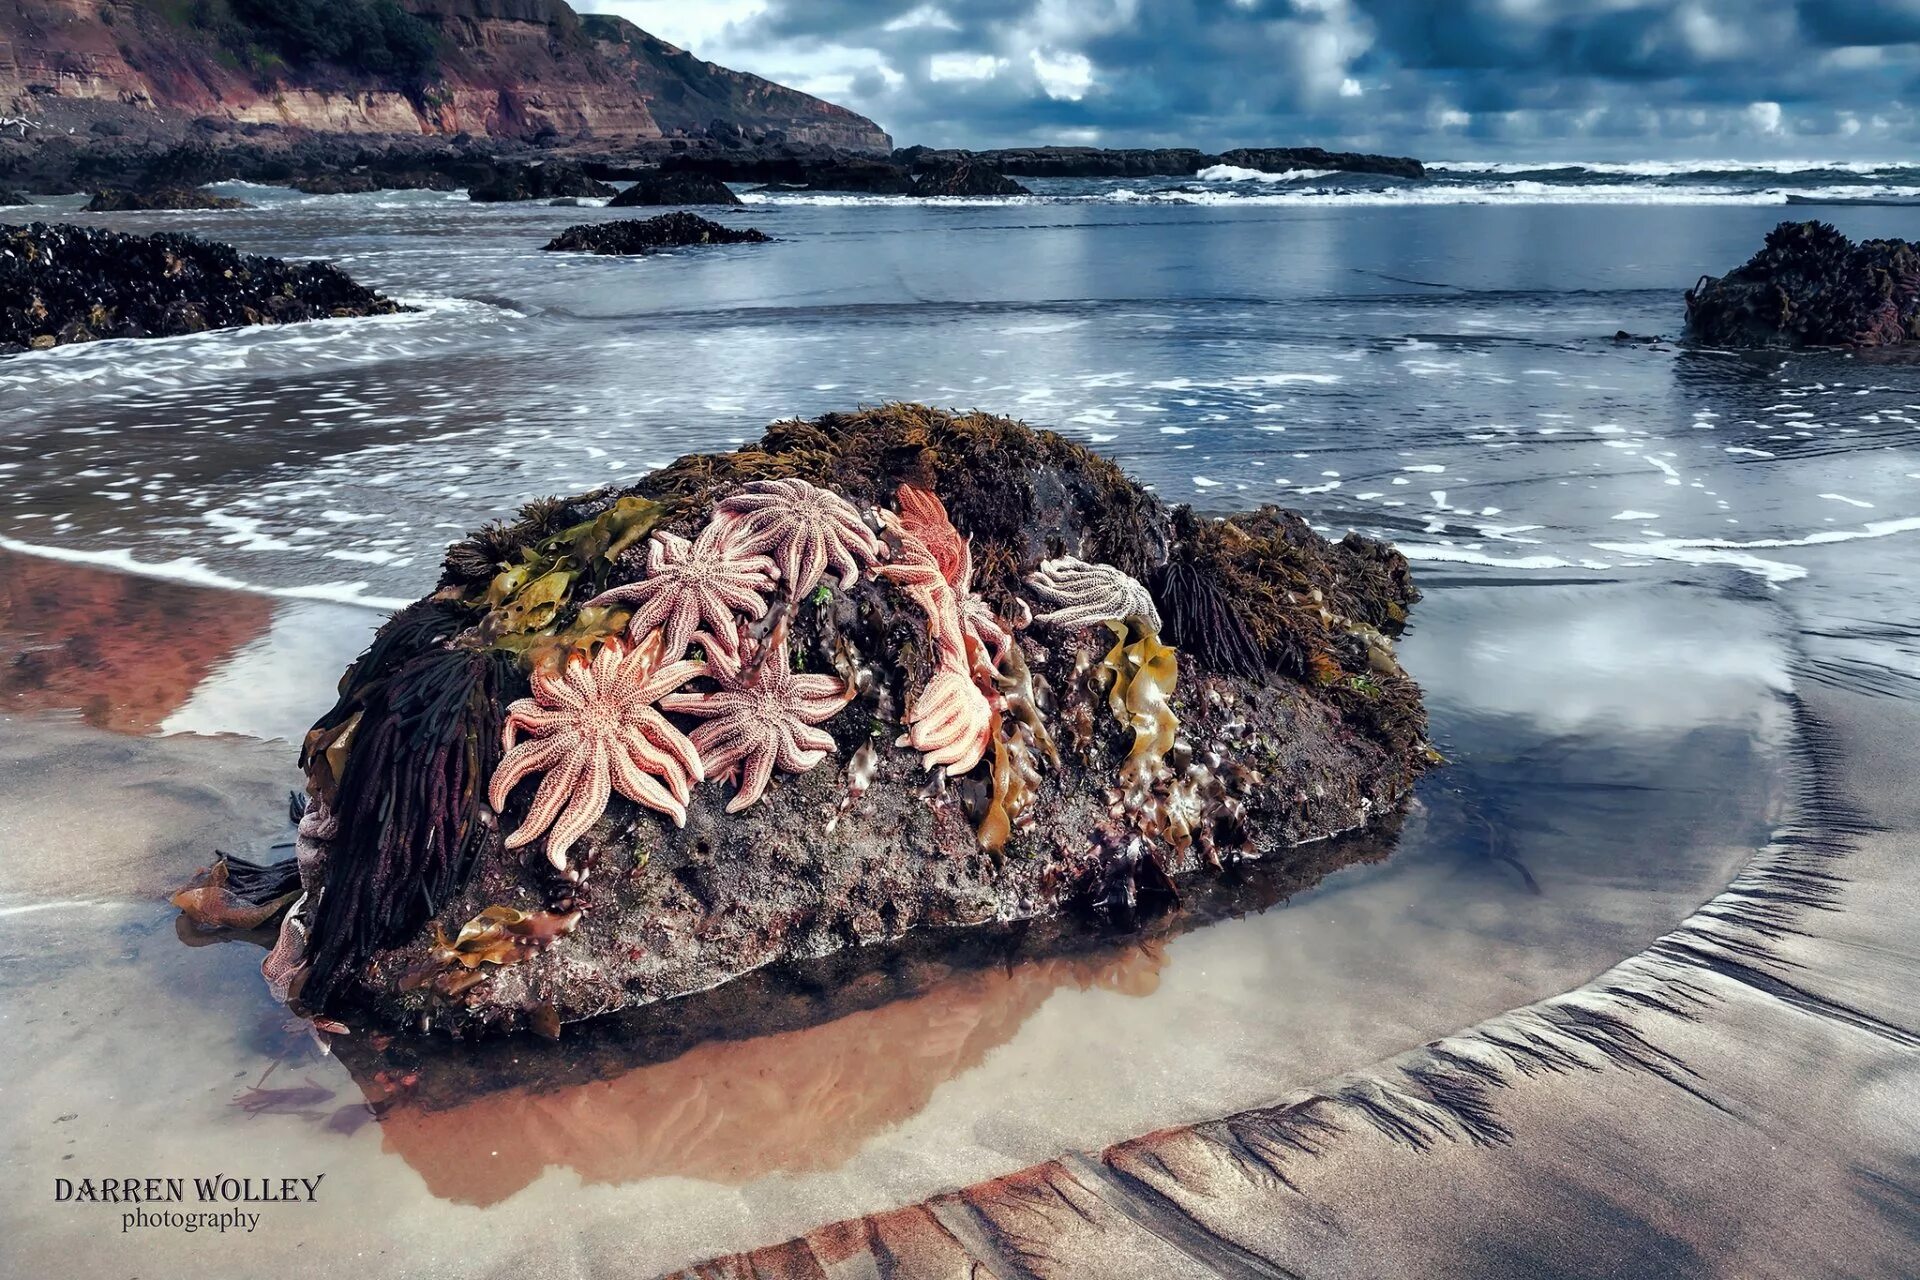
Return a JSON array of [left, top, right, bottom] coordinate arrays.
[[288, 404, 1432, 1033], [1685, 220, 1920, 348]]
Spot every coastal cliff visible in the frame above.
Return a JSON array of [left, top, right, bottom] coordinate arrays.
[[0, 0, 886, 150]]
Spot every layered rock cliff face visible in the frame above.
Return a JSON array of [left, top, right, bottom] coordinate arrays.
[[581, 15, 891, 152], [0, 0, 883, 149]]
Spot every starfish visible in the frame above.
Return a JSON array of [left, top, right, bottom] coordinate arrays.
[[488, 631, 706, 869], [877, 494, 998, 775], [887, 483, 1016, 663], [1026, 556, 1163, 632], [587, 526, 776, 661], [661, 619, 850, 813], [713, 478, 879, 597]]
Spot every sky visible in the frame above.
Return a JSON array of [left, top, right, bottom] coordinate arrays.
[[580, 0, 1920, 158]]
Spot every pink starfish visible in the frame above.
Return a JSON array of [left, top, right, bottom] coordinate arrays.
[[661, 619, 851, 813], [488, 632, 706, 869], [588, 526, 776, 661], [890, 483, 1014, 665], [877, 491, 999, 776], [713, 478, 879, 597]]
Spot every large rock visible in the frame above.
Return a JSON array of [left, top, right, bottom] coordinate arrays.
[[0, 222, 405, 350], [910, 161, 1031, 197], [898, 145, 1427, 180], [1215, 146, 1426, 179], [1685, 220, 1920, 348], [469, 160, 615, 203], [607, 171, 743, 207], [83, 185, 252, 211], [276, 405, 1432, 1035], [542, 211, 770, 254]]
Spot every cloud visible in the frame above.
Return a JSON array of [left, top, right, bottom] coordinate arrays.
[[578, 0, 1920, 155]]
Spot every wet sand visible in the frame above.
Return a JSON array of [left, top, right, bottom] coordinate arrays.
[[671, 547, 1920, 1279], [0, 552, 1805, 1278]]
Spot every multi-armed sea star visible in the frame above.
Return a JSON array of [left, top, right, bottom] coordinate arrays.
[[713, 478, 880, 597], [877, 487, 1001, 775], [661, 619, 850, 813], [587, 526, 776, 661], [488, 631, 707, 869], [891, 483, 1014, 663], [1026, 556, 1163, 632]]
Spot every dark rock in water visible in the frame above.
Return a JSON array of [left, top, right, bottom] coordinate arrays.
[[84, 185, 251, 211], [292, 169, 463, 196], [276, 404, 1432, 1034], [543, 211, 770, 255], [910, 161, 1030, 197], [795, 157, 913, 194], [0, 221, 405, 350], [1214, 146, 1425, 180], [469, 161, 615, 204], [548, 197, 583, 208], [608, 171, 742, 207], [1685, 221, 1920, 348], [0, 189, 30, 206]]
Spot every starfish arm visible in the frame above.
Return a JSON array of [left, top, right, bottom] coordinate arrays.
[[634, 656, 707, 703], [726, 747, 777, 813], [624, 714, 704, 785], [490, 734, 569, 811], [544, 740, 612, 868], [609, 742, 688, 826], [502, 751, 583, 849], [658, 689, 721, 717]]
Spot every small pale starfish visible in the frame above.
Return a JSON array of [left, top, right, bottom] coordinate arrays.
[[489, 631, 706, 869], [1026, 556, 1162, 632], [899, 663, 993, 774], [588, 526, 776, 661], [713, 478, 879, 597], [661, 619, 850, 813], [886, 483, 1015, 663]]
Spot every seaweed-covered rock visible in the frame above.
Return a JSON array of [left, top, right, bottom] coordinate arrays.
[[542, 212, 770, 255], [277, 404, 1432, 1035], [0, 190, 31, 206], [608, 171, 743, 207], [292, 169, 463, 196], [910, 161, 1030, 198], [84, 185, 252, 211], [0, 222, 406, 350], [1685, 220, 1920, 347], [469, 161, 615, 204]]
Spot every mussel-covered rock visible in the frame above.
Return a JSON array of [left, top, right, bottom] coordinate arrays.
[[84, 185, 252, 212], [0, 222, 406, 350], [910, 161, 1030, 198], [543, 212, 771, 255], [608, 172, 743, 207], [1685, 220, 1920, 347], [275, 405, 1433, 1035], [469, 161, 615, 204]]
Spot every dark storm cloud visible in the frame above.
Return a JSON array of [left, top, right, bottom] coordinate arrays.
[[591, 0, 1920, 154]]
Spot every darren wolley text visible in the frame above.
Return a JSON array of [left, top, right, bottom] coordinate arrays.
[[56, 1175, 325, 1203]]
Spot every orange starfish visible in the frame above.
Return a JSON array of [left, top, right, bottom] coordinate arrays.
[[661, 619, 851, 813], [588, 526, 776, 661], [488, 632, 706, 869], [713, 478, 879, 597]]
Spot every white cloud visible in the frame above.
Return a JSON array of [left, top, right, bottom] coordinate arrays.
[[1340, 76, 1363, 97], [1030, 48, 1095, 100], [579, 0, 766, 55], [929, 52, 1009, 82], [883, 5, 960, 33], [1747, 100, 1784, 134]]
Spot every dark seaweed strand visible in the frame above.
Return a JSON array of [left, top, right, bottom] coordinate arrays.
[[1149, 558, 1267, 679], [300, 598, 476, 758], [302, 647, 516, 1008]]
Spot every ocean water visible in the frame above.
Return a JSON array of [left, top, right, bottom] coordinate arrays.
[[1, 171, 1917, 1277]]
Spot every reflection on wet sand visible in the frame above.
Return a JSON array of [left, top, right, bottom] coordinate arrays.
[[0, 549, 273, 731], [370, 943, 1167, 1204]]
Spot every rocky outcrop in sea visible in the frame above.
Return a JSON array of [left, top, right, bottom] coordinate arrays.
[[0, 222, 405, 350], [268, 405, 1432, 1035], [608, 172, 743, 207], [469, 161, 615, 204], [542, 212, 770, 255], [910, 161, 1031, 197], [1686, 220, 1920, 348], [83, 185, 251, 212]]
